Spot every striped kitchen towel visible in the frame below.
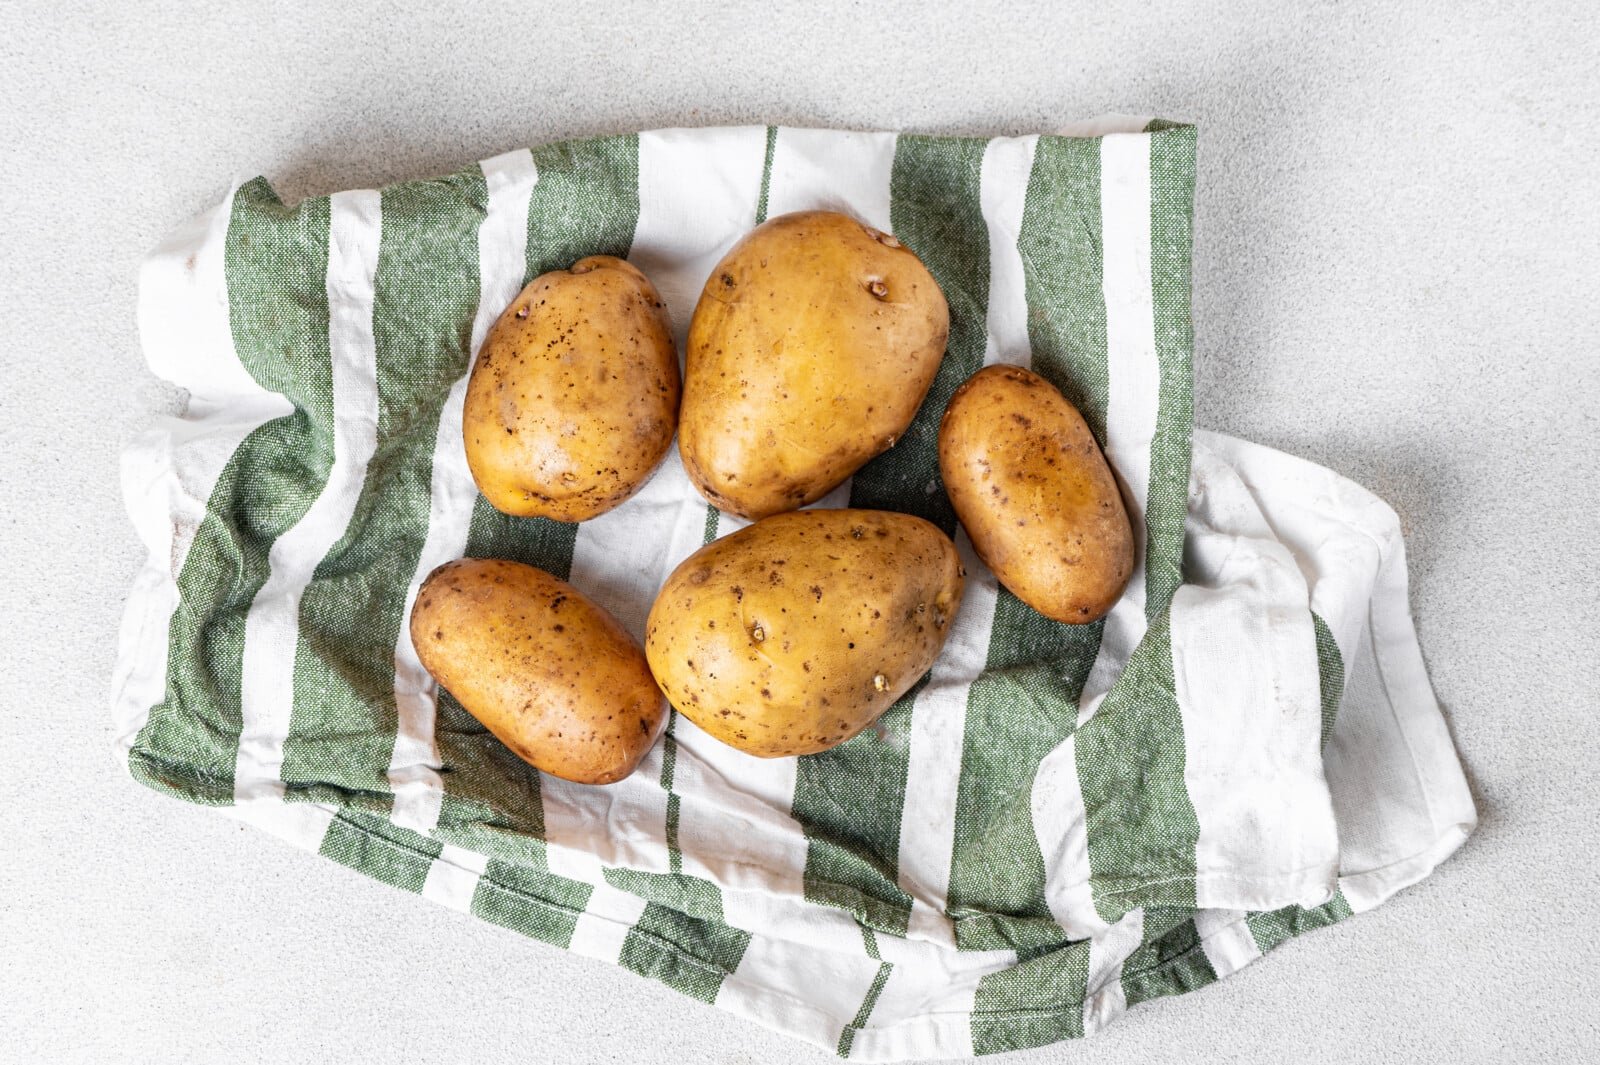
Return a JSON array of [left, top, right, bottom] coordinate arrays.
[[113, 118, 1476, 1060]]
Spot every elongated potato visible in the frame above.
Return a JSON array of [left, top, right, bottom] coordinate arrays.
[[645, 509, 964, 757], [410, 558, 666, 784], [939, 365, 1133, 623], [464, 256, 679, 521], [680, 211, 949, 520]]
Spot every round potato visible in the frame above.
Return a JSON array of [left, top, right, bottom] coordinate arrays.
[[410, 558, 666, 785], [645, 509, 964, 757], [939, 364, 1133, 624], [679, 210, 949, 520], [464, 256, 679, 522]]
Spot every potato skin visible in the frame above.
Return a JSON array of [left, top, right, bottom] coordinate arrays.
[[645, 509, 964, 757], [410, 558, 667, 785], [939, 365, 1134, 624], [680, 211, 950, 520], [464, 256, 679, 522]]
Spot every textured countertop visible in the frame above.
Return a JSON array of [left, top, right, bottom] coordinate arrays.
[[4, 2, 1597, 1061]]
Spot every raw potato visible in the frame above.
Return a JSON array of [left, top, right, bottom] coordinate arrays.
[[679, 210, 950, 520], [410, 558, 667, 785], [645, 509, 964, 757], [464, 256, 679, 522], [939, 364, 1134, 624]]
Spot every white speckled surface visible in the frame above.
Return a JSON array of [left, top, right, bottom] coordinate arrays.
[[3, 2, 1597, 1061]]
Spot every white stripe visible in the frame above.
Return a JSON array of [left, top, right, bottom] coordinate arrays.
[[234, 188, 384, 804], [1031, 733, 1106, 937], [868, 132, 1036, 939], [224, 798, 339, 852], [568, 126, 767, 641], [115, 182, 295, 763], [136, 180, 283, 404], [547, 128, 770, 881], [717, 934, 884, 1050], [1193, 908, 1261, 977], [1035, 132, 1161, 935], [851, 936, 1014, 1060], [897, 530, 994, 942], [669, 130, 897, 924], [979, 135, 1039, 367], [1082, 907, 1143, 1035], [564, 881, 650, 964], [765, 127, 897, 229], [1079, 131, 1160, 705], [388, 149, 539, 834], [419, 844, 491, 912], [1170, 544, 1335, 912]]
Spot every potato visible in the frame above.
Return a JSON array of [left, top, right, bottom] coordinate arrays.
[[938, 365, 1133, 624], [645, 509, 964, 757], [410, 558, 667, 785], [464, 256, 679, 522], [679, 210, 950, 520]]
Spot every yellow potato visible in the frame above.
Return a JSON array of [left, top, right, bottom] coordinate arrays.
[[679, 210, 949, 520], [410, 558, 666, 785], [464, 256, 679, 521], [645, 509, 964, 757], [939, 365, 1133, 624]]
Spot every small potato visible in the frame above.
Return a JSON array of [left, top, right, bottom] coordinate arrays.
[[464, 256, 679, 522], [939, 364, 1133, 624], [679, 210, 949, 520], [645, 509, 964, 757], [410, 558, 666, 785]]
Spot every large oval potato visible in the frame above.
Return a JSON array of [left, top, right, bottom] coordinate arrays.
[[464, 256, 679, 522], [645, 509, 964, 757], [680, 211, 949, 520], [939, 364, 1134, 624], [410, 558, 667, 784]]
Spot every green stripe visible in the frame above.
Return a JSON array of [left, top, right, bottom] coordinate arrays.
[[618, 902, 752, 1003], [970, 939, 1092, 1054], [319, 809, 443, 893], [431, 141, 641, 957], [1076, 611, 1202, 920], [472, 861, 594, 949], [755, 125, 777, 225], [128, 179, 333, 805], [280, 171, 490, 808], [1312, 612, 1345, 749], [1142, 125, 1197, 617], [951, 600, 1101, 952], [836, 957, 894, 1058], [792, 134, 990, 936], [953, 134, 1109, 954], [1018, 136, 1110, 443], [848, 133, 988, 532], [1246, 889, 1353, 953], [700, 501, 720, 545], [1118, 908, 1217, 1008]]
